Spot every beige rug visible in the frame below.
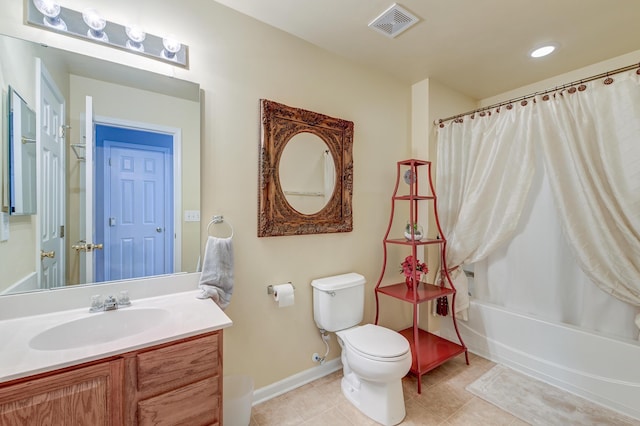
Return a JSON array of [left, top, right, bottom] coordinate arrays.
[[466, 365, 639, 426]]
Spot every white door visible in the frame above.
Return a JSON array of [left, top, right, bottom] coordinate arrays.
[[106, 143, 169, 280], [79, 96, 96, 283], [37, 60, 65, 289]]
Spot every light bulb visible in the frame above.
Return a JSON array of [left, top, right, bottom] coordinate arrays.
[[125, 25, 146, 52], [530, 45, 556, 58], [162, 35, 182, 60], [33, 0, 66, 30], [82, 8, 108, 42]]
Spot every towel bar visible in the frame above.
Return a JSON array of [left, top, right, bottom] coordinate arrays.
[[207, 215, 234, 238]]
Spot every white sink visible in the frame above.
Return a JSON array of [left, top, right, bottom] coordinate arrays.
[[29, 307, 171, 351]]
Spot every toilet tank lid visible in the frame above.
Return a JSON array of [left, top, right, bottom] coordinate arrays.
[[311, 272, 365, 291]]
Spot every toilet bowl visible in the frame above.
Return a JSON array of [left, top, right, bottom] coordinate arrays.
[[337, 324, 411, 425], [337, 324, 411, 382], [311, 273, 412, 426]]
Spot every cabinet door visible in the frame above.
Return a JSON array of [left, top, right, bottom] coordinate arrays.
[[137, 376, 220, 426], [0, 360, 123, 426], [124, 332, 222, 426]]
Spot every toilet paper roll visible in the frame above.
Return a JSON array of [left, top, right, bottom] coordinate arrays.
[[273, 283, 295, 308]]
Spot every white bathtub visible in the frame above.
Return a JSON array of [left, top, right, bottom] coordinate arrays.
[[439, 299, 640, 420]]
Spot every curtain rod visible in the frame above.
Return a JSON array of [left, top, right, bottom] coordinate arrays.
[[435, 62, 640, 126]]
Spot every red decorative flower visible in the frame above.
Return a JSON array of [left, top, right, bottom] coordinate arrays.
[[400, 255, 428, 278]]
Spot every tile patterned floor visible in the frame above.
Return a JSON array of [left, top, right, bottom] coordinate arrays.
[[250, 353, 530, 425]]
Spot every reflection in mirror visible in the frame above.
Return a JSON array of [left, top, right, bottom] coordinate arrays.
[[8, 87, 37, 215], [0, 33, 201, 296], [279, 133, 335, 215], [258, 99, 353, 237]]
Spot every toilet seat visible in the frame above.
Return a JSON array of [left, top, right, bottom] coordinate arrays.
[[340, 324, 410, 362]]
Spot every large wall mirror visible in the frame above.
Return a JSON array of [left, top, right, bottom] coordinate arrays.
[[258, 99, 353, 237], [0, 33, 201, 296]]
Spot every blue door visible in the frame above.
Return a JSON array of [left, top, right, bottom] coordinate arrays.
[[95, 125, 173, 282]]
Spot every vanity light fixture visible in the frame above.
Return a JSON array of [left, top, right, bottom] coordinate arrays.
[[530, 44, 556, 58], [125, 25, 146, 52], [161, 34, 182, 60], [33, 0, 66, 30], [82, 8, 108, 42], [27, 0, 189, 67]]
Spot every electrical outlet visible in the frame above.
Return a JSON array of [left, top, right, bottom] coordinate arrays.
[[184, 210, 200, 222]]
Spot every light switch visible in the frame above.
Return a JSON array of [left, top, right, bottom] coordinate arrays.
[[184, 210, 200, 222]]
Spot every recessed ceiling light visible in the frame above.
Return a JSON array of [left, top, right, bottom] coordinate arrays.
[[530, 45, 556, 58]]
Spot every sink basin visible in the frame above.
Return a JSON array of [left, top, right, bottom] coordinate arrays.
[[29, 308, 171, 351]]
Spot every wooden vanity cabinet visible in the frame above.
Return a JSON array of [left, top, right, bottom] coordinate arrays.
[[124, 332, 222, 426], [0, 360, 124, 425], [0, 331, 223, 426]]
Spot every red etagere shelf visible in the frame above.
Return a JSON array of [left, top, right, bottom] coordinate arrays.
[[374, 159, 468, 394]]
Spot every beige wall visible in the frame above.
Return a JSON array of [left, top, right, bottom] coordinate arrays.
[[0, 0, 412, 388]]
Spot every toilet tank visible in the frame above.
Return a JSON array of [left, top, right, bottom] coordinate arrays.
[[311, 272, 365, 332]]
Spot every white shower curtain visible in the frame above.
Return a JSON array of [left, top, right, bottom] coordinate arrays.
[[436, 68, 640, 339], [474, 151, 640, 340], [436, 104, 536, 319]]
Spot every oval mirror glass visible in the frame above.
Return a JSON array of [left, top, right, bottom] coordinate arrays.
[[279, 133, 335, 215]]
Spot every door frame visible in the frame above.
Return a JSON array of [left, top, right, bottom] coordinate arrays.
[[93, 115, 182, 273]]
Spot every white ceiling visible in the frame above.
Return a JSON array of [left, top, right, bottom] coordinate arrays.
[[213, 0, 640, 100]]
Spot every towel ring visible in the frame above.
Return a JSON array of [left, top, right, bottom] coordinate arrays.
[[207, 215, 234, 238]]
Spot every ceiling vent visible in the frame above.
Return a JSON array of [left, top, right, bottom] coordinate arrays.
[[368, 3, 420, 38]]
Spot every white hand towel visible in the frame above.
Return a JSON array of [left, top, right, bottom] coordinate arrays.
[[197, 236, 234, 309]]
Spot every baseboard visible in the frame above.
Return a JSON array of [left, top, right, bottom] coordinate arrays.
[[252, 358, 342, 406]]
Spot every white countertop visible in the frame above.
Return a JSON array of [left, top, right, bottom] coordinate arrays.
[[0, 289, 232, 383]]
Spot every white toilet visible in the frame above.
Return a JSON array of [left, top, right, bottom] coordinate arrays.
[[311, 272, 411, 426]]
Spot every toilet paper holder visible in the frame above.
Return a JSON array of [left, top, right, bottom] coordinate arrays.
[[267, 282, 295, 294]]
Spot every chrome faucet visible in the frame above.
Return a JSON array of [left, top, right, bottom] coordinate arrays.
[[103, 295, 118, 311], [89, 291, 131, 312]]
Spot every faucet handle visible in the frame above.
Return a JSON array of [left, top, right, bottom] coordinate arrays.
[[90, 294, 103, 312], [118, 290, 131, 306]]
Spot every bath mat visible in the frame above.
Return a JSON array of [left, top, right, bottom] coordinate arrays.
[[466, 365, 638, 426]]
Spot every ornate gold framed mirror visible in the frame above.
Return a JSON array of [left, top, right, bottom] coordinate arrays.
[[258, 99, 353, 237]]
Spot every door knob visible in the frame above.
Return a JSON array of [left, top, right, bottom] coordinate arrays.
[[72, 241, 103, 252], [86, 243, 104, 251], [41, 250, 55, 259], [156, 227, 163, 233], [72, 241, 88, 252]]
